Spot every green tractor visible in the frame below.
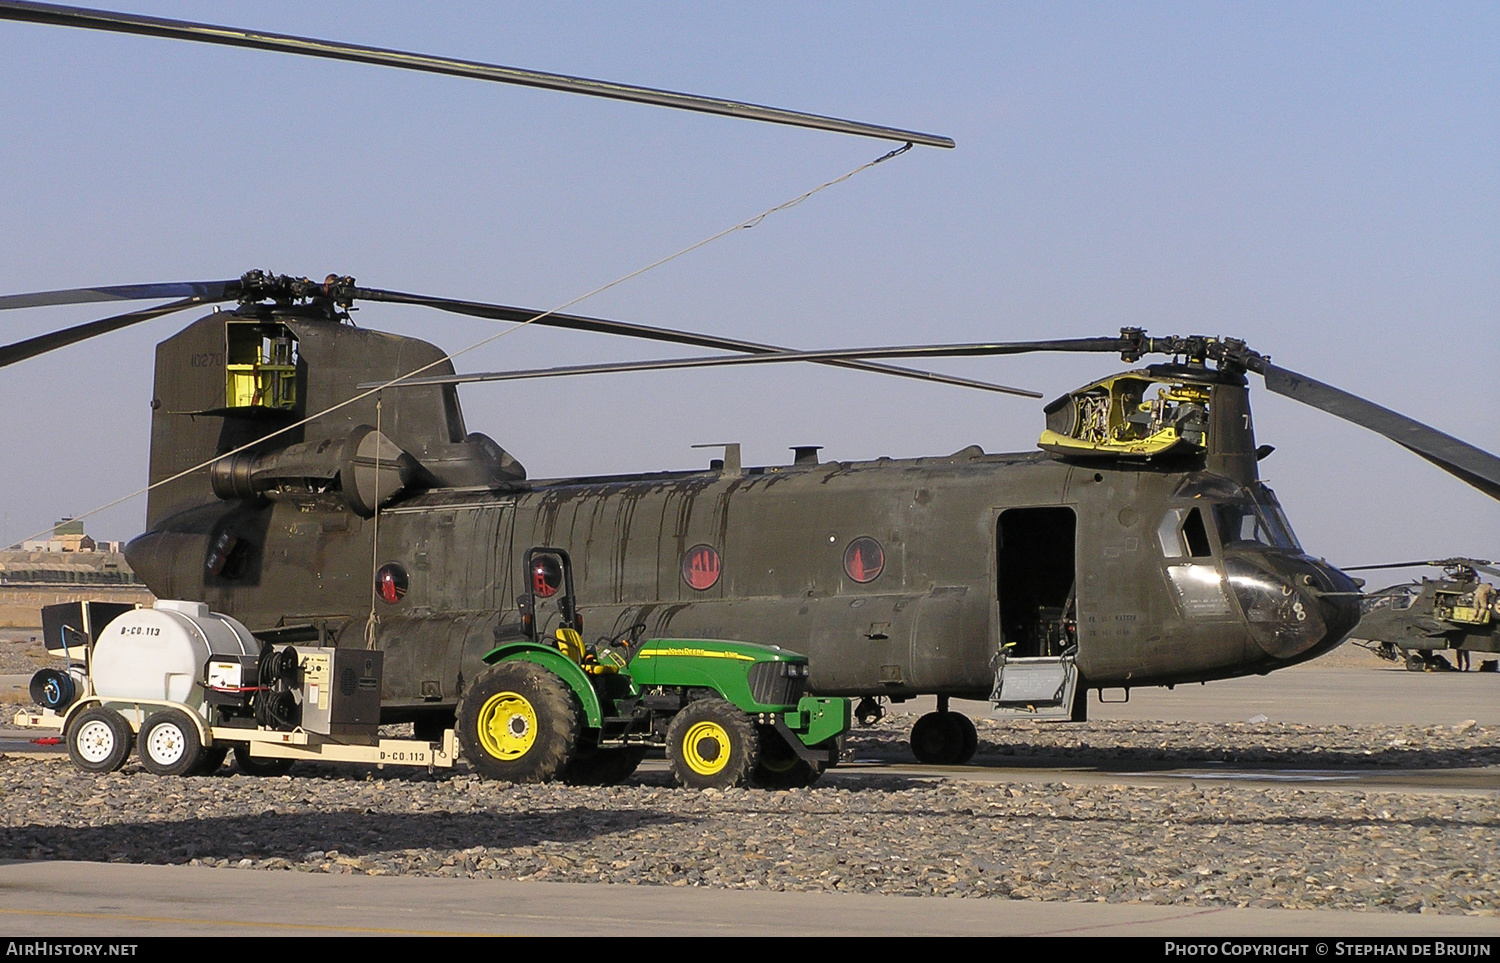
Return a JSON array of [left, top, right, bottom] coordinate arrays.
[[456, 548, 850, 789]]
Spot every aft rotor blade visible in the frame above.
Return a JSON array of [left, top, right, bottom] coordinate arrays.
[[1262, 364, 1500, 502], [0, 279, 236, 311], [354, 288, 1041, 397], [355, 338, 1135, 392], [0, 1, 955, 149], [0, 296, 215, 368]]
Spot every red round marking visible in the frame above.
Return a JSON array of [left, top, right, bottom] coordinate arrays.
[[843, 537, 884, 584], [682, 544, 721, 591], [376, 563, 408, 604]]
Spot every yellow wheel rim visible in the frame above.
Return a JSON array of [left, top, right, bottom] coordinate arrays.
[[476, 691, 537, 760], [682, 721, 732, 776]]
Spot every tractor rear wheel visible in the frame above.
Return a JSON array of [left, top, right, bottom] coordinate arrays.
[[457, 661, 580, 783]]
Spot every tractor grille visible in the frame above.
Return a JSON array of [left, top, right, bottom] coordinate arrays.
[[747, 660, 808, 707]]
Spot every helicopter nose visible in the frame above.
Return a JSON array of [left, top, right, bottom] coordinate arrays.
[[1223, 556, 1362, 661]]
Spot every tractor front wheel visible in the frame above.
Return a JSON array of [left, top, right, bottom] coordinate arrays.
[[666, 699, 757, 790]]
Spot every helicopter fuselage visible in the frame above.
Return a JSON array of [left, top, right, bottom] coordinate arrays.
[[126, 439, 1362, 717], [121, 306, 1361, 723]]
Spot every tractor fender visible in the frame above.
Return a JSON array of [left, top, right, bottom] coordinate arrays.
[[481, 641, 603, 729]]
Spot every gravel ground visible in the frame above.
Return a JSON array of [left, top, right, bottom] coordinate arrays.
[[3, 715, 1497, 917], [0, 632, 53, 676]]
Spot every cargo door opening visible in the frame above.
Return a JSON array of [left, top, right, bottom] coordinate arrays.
[[992, 506, 1081, 719], [997, 507, 1077, 659]]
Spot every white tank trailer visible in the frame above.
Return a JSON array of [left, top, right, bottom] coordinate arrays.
[[90, 600, 260, 710], [18, 599, 454, 778]]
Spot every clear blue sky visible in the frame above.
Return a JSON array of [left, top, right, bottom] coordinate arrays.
[[0, 1, 1495, 580]]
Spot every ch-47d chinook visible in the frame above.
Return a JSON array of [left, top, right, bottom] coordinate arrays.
[[6, 3, 1500, 766], [6, 273, 1500, 765]]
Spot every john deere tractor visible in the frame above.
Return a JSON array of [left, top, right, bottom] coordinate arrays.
[[455, 548, 850, 789]]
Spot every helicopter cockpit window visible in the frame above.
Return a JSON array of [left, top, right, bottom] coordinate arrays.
[[1157, 507, 1212, 559], [1214, 493, 1300, 552], [1250, 485, 1302, 552]]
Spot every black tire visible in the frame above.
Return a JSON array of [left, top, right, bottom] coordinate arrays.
[[751, 728, 825, 789], [456, 661, 580, 783], [189, 744, 231, 776], [66, 706, 133, 773], [138, 709, 205, 776], [951, 712, 978, 765], [910, 711, 972, 765], [666, 698, 758, 790], [562, 745, 647, 786], [233, 744, 295, 777], [1405, 651, 1426, 672]]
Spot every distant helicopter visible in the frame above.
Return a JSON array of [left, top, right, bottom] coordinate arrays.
[[1344, 558, 1498, 671], [4, 2, 1500, 766]]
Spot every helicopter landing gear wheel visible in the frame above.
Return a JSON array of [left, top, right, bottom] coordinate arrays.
[[562, 745, 647, 786], [66, 706, 133, 773], [233, 744, 295, 777], [751, 728, 826, 789], [951, 712, 978, 765], [854, 696, 885, 727], [667, 699, 758, 790], [910, 711, 977, 765], [137, 709, 204, 776], [457, 661, 580, 784], [1406, 651, 1428, 672]]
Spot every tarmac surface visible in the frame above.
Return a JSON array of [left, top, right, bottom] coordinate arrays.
[[2, 860, 1498, 937], [3, 656, 1498, 937]]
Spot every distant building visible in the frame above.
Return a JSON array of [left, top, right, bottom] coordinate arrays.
[[23, 518, 99, 553], [4, 519, 143, 586]]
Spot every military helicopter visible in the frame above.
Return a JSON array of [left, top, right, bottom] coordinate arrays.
[[5, 3, 1500, 766], [1343, 558, 1499, 671], [8, 266, 1500, 763]]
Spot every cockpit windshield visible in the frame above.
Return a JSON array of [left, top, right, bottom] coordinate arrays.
[[1212, 485, 1302, 552]]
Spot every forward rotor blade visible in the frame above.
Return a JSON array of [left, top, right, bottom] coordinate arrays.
[[355, 338, 1134, 392], [1342, 558, 1493, 573], [1341, 561, 1448, 573], [0, 279, 236, 311], [0, 296, 213, 368], [353, 288, 1042, 397], [1262, 364, 1500, 502], [0, 2, 955, 149]]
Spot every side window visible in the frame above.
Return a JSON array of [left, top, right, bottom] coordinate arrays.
[[1157, 507, 1213, 559]]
